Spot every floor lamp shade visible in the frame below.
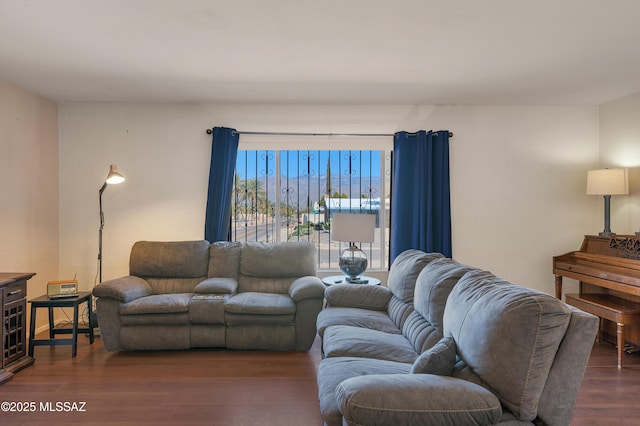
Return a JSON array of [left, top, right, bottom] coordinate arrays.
[[105, 164, 125, 184], [331, 213, 376, 282], [586, 168, 628, 236]]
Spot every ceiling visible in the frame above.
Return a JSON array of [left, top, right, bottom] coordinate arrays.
[[2, 0, 640, 105]]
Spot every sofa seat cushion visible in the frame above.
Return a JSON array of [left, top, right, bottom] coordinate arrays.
[[119, 293, 192, 315], [323, 325, 418, 363], [317, 307, 401, 338], [224, 292, 296, 315], [318, 357, 411, 426]]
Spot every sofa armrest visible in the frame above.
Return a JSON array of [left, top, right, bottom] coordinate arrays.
[[324, 284, 392, 310], [93, 276, 153, 303], [195, 277, 237, 295], [336, 374, 502, 426], [289, 276, 325, 302]]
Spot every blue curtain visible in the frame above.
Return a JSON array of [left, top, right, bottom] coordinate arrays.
[[390, 130, 451, 263], [204, 127, 239, 242]]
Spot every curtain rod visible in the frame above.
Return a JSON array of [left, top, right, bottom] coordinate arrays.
[[205, 129, 453, 138]]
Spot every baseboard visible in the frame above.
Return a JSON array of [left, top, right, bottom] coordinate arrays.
[[30, 323, 52, 338]]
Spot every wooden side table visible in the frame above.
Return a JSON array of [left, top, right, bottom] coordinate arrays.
[[28, 292, 94, 358]]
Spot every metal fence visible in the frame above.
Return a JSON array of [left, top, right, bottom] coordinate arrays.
[[231, 149, 390, 270]]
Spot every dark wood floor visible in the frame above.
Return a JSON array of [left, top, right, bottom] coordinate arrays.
[[1, 332, 639, 425], [571, 342, 640, 425]]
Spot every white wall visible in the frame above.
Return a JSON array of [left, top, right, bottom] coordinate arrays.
[[443, 105, 599, 296], [58, 103, 599, 296], [0, 81, 58, 330], [599, 93, 640, 234]]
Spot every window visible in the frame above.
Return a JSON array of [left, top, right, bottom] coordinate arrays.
[[231, 148, 391, 271]]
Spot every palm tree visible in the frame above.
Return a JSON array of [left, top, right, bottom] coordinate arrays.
[[244, 178, 267, 221], [232, 172, 244, 219]]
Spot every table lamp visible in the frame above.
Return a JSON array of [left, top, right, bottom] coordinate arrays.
[[586, 168, 628, 236], [331, 213, 376, 283]]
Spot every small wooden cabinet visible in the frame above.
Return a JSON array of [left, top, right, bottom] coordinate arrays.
[[0, 272, 35, 384]]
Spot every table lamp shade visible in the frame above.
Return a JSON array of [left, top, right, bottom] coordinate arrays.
[[586, 168, 629, 195], [586, 168, 629, 237], [331, 213, 376, 243], [331, 213, 376, 282]]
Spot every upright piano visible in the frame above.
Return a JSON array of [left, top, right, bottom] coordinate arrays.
[[553, 235, 640, 367]]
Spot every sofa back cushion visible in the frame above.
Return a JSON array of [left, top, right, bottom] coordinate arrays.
[[238, 241, 316, 293], [443, 270, 571, 421], [208, 241, 242, 280], [386, 297, 415, 335], [413, 258, 475, 334], [387, 250, 443, 304], [404, 258, 475, 353], [129, 240, 210, 293]]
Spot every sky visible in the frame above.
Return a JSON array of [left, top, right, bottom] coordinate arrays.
[[236, 150, 381, 180]]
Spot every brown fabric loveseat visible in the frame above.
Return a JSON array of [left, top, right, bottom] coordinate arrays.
[[93, 240, 325, 352]]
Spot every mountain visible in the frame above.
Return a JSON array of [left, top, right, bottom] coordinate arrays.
[[261, 174, 383, 210]]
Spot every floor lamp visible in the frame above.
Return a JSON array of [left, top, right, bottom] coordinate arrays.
[[98, 164, 125, 283]]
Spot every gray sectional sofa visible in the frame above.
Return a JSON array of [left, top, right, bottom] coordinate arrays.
[[93, 240, 325, 352], [316, 250, 599, 426]]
